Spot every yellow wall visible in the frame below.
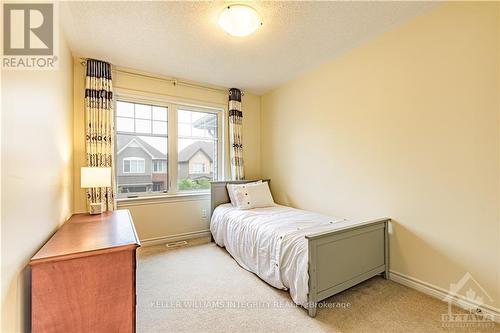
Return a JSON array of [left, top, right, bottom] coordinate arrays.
[[261, 2, 499, 309], [1, 31, 74, 332], [73, 62, 262, 242]]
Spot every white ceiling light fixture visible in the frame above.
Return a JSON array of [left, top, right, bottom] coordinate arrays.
[[218, 4, 261, 37]]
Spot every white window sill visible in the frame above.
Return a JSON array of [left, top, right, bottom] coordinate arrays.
[[117, 191, 210, 207]]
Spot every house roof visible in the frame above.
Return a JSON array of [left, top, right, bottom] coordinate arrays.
[[117, 135, 214, 162], [178, 141, 214, 162], [117, 135, 166, 159]]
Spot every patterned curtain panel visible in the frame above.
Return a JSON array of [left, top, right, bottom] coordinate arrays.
[[85, 59, 115, 211], [229, 88, 245, 180]]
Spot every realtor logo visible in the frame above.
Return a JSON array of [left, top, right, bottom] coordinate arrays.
[[2, 2, 57, 69], [3, 3, 53, 55], [441, 272, 495, 329]]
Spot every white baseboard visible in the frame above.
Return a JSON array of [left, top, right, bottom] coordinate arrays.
[[140, 230, 211, 247], [390, 270, 500, 324]]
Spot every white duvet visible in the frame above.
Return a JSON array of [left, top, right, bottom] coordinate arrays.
[[210, 204, 356, 306]]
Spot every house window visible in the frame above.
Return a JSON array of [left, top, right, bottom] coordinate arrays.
[[123, 157, 145, 173], [152, 160, 166, 173], [115, 97, 222, 198], [191, 162, 206, 174]]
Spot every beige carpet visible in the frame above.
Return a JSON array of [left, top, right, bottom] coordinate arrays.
[[137, 239, 499, 333]]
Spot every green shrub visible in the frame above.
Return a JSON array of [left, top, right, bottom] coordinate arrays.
[[178, 178, 211, 190]]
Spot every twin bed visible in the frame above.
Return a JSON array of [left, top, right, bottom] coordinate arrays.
[[210, 180, 390, 317]]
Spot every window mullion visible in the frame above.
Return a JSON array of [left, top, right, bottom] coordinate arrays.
[[168, 104, 178, 193], [218, 110, 223, 181], [133, 104, 136, 132]]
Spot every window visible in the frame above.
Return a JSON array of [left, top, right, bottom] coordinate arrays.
[[177, 109, 218, 191], [152, 160, 166, 173], [123, 157, 145, 173], [116, 100, 168, 197], [115, 97, 222, 198], [191, 162, 206, 174]]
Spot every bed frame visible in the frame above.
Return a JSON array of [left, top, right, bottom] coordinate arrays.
[[210, 180, 390, 318]]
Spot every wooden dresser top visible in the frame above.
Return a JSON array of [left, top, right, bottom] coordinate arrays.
[[30, 210, 140, 265]]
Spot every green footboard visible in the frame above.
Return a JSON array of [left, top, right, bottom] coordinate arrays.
[[305, 218, 390, 317]]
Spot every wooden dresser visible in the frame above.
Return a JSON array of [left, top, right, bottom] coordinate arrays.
[[30, 210, 140, 333]]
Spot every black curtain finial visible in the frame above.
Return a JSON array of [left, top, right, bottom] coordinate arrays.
[[229, 88, 242, 102]]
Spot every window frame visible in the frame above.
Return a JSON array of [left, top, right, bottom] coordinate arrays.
[[115, 101, 168, 137], [114, 90, 225, 200], [122, 157, 146, 174]]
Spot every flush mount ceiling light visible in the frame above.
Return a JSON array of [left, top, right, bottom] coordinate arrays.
[[218, 4, 261, 37]]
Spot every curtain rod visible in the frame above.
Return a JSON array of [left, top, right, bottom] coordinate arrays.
[[79, 57, 240, 95]]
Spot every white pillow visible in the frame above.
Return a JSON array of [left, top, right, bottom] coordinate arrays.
[[227, 184, 237, 205], [227, 180, 261, 207], [227, 181, 274, 209], [231, 184, 253, 210], [246, 182, 275, 208]]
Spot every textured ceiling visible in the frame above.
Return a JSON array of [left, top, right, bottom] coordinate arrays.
[[61, 1, 438, 94]]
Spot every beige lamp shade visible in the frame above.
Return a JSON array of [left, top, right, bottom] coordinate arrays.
[[81, 167, 112, 188]]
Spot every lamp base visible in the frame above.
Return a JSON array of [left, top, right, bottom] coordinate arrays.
[[89, 202, 103, 215]]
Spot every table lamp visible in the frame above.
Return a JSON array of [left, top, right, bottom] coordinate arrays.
[[81, 167, 112, 214]]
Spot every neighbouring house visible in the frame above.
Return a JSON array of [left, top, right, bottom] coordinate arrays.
[[178, 141, 214, 180], [116, 136, 168, 193], [116, 136, 213, 194]]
